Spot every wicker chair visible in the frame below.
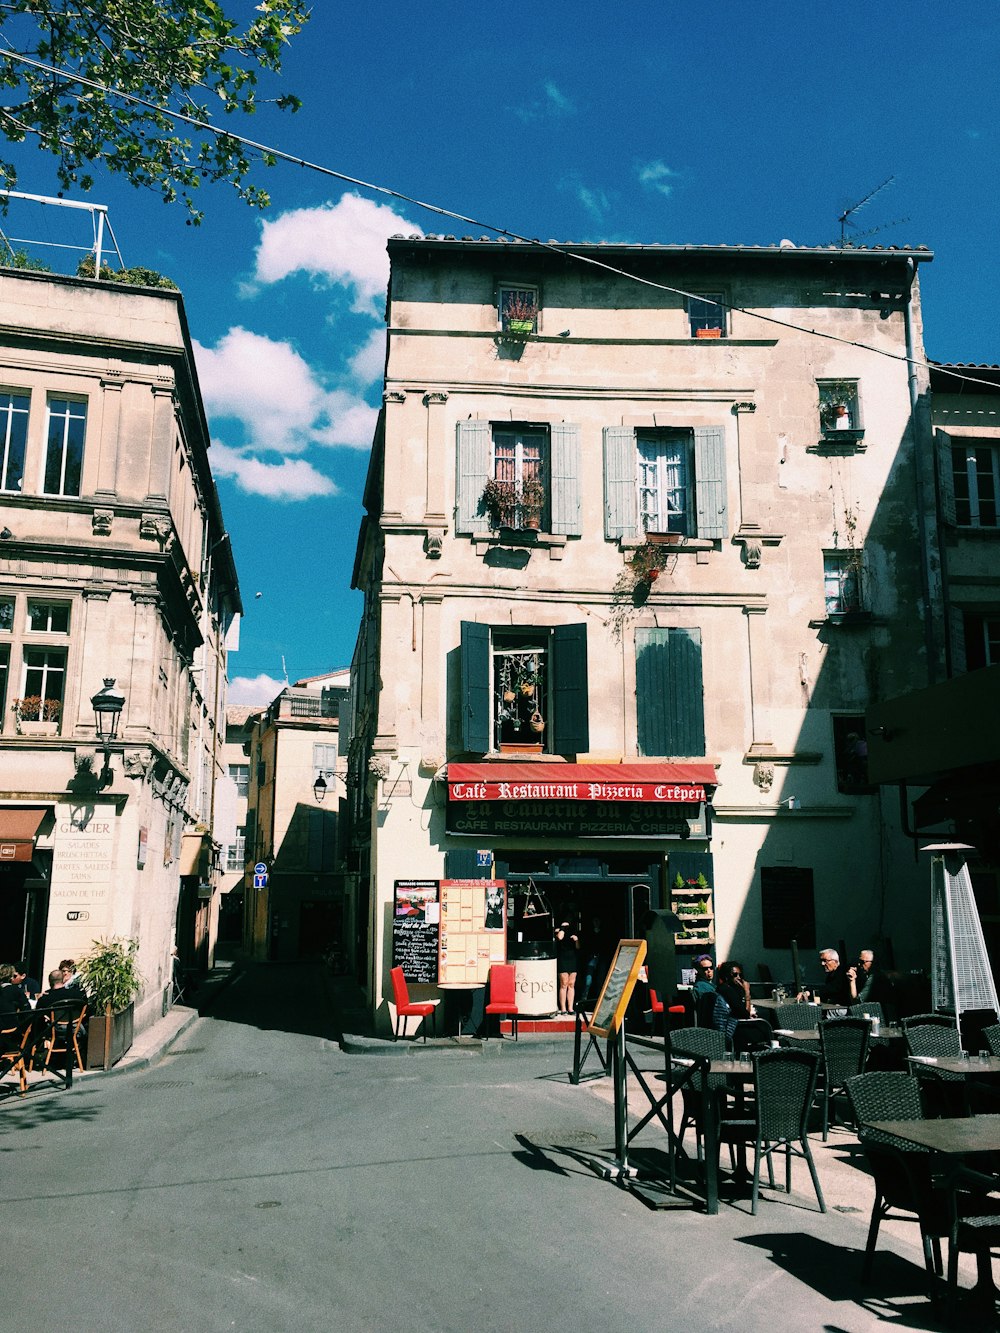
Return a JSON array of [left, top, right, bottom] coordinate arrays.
[[775, 1002, 821, 1031], [718, 1047, 825, 1215], [849, 1001, 886, 1024], [981, 1023, 1000, 1057], [846, 1072, 946, 1284], [668, 1025, 727, 1161], [819, 1018, 870, 1140], [903, 1014, 962, 1054], [903, 1017, 964, 1114]]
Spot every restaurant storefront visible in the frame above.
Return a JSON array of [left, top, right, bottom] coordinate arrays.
[[440, 762, 716, 1016]]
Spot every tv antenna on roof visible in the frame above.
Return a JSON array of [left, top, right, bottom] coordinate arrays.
[[837, 175, 907, 247]]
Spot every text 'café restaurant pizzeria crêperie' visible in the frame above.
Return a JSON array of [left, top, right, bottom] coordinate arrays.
[[437, 761, 717, 1013]]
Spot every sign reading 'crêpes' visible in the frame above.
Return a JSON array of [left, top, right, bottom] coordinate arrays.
[[450, 778, 705, 803]]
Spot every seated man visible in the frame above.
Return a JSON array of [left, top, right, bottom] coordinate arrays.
[[34, 970, 83, 1084], [814, 948, 853, 1006], [848, 948, 882, 1003]]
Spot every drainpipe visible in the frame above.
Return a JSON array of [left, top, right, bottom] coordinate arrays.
[[903, 261, 938, 685]]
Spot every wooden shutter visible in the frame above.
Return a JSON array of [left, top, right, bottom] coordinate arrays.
[[550, 423, 582, 535], [551, 622, 589, 754], [460, 620, 491, 752], [936, 429, 957, 526], [444, 849, 489, 879], [694, 426, 727, 539], [455, 421, 491, 534], [635, 627, 705, 757], [949, 604, 967, 676], [603, 426, 639, 540]]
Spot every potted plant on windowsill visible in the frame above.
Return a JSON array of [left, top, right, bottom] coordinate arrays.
[[78, 935, 143, 1070], [519, 477, 546, 530], [12, 695, 61, 735], [502, 293, 538, 337], [481, 477, 519, 530]]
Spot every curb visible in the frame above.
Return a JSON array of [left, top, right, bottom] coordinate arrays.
[[340, 1032, 571, 1057]]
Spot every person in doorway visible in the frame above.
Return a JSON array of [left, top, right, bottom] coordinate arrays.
[[555, 919, 580, 1015]]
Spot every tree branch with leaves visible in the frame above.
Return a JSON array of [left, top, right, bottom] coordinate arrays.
[[0, 0, 308, 223]]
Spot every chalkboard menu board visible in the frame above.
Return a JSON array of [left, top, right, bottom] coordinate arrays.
[[393, 880, 440, 983], [589, 939, 647, 1037]]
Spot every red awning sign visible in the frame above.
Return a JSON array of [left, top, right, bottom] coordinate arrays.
[[0, 806, 47, 862], [447, 763, 714, 806]]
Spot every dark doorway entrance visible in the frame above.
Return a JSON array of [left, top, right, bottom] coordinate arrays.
[[0, 855, 51, 979]]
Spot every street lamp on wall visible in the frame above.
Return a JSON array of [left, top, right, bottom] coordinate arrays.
[[313, 774, 328, 803], [91, 676, 126, 788]]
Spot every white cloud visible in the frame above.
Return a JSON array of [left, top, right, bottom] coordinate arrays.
[[578, 184, 611, 223], [228, 674, 286, 706], [195, 327, 376, 456], [348, 327, 387, 385], [638, 161, 678, 198], [544, 81, 574, 115], [210, 441, 338, 502], [253, 193, 421, 313]]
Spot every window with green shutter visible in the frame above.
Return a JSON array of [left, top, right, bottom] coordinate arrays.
[[459, 620, 589, 755], [456, 421, 581, 536], [604, 424, 728, 541], [635, 627, 705, 757]]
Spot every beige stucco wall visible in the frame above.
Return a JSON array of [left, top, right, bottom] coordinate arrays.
[[353, 245, 944, 1025]]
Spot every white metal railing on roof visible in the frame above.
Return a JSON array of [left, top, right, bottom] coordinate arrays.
[[0, 189, 124, 276]]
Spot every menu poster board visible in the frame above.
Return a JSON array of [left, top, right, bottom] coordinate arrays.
[[589, 939, 648, 1037], [393, 880, 441, 983], [438, 879, 507, 985]]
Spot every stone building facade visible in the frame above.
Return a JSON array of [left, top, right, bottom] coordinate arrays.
[[0, 267, 240, 1035], [347, 237, 943, 1032]]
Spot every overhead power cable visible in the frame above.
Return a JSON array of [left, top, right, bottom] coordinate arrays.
[[0, 48, 996, 391]]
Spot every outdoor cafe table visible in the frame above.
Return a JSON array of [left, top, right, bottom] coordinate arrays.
[[908, 1055, 1000, 1077], [867, 1115, 1000, 1156]]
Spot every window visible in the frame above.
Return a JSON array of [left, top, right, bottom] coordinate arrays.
[[604, 425, 727, 541], [760, 867, 816, 950], [0, 391, 29, 492], [688, 292, 726, 337], [0, 598, 11, 633], [226, 827, 246, 872], [27, 601, 70, 634], [823, 550, 864, 616], [229, 763, 250, 798], [43, 397, 86, 496], [951, 442, 999, 529], [963, 612, 1000, 672], [832, 714, 875, 794], [635, 627, 706, 757], [498, 285, 538, 334], [20, 647, 66, 722], [637, 430, 693, 535], [0, 644, 7, 719], [313, 742, 338, 783], [459, 621, 589, 755], [455, 421, 581, 537], [818, 380, 862, 435]]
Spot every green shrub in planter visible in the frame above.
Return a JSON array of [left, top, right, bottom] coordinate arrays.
[[78, 935, 143, 1014]]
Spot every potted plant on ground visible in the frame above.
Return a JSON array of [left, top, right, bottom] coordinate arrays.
[[78, 935, 143, 1069]]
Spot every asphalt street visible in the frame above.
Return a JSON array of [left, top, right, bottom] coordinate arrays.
[[1, 962, 978, 1332]]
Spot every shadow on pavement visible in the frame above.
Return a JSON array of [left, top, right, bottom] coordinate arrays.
[[737, 1232, 948, 1330]]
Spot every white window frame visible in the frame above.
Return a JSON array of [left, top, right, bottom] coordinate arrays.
[[42, 396, 87, 497], [823, 550, 863, 616], [20, 646, 67, 713], [0, 390, 29, 492], [636, 430, 693, 536], [228, 763, 250, 798], [951, 441, 1000, 529], [226, 827, 246, 872], [817, 379, 863, 435], [26, 600, 70, 634]]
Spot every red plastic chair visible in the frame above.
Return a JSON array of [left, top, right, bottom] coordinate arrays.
[[389, 966, 436, 1042], [484, 963, 519, 1040]]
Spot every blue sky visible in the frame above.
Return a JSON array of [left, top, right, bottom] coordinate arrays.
[[4, 1, 998, 704]]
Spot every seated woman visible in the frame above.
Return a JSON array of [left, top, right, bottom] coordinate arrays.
[[716, 961, 753, 1020]]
